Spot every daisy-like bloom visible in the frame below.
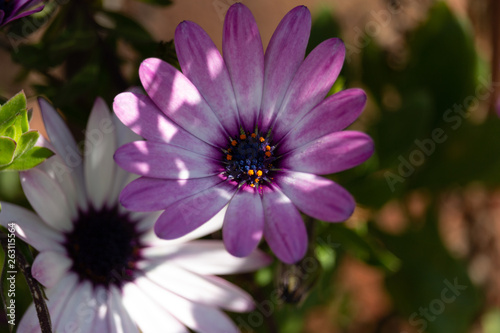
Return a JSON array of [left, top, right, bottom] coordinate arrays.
[[0, 0, 44, 27], [0, 98, 270, 332], [114, 4, 374, 263]]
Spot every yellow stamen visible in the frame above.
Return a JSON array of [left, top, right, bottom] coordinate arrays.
[[248, 170, 254, 176], [227, 154, 232, 160], [254, 178, 259, 183], [250, 183, 255, 188], [265, 145, 271, 151], [257, 170, 263, 177], [259, 137, 265, 142], [265, 151, 271, 157], [231, 140, 237, 146], [240, 134, 247, 140], [251, 133, 257, 138]]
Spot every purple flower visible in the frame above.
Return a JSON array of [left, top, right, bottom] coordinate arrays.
[[0, 0, 44, 27], [114, 4, 374, 263], [0, 98, 270, 332]]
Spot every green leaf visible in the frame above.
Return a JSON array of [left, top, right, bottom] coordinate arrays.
[[323, 223, 400, 272], [13, 130, 39, 159], [0, 91, 27, 134], [483, 309, 500, 333], [1, 147, 53, 171], [375, 212, 481, 333], [306, 9, 341, 55], [2, 126, 16, 140], [100, 11, 154, 44], [0, 137, 16, 166]]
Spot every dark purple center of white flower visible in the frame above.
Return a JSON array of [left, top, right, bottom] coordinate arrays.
[[223, 130, 277, 188], [63, 205, 144, 288]]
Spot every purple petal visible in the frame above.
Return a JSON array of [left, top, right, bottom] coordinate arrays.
[[279, 88, 367, 152], [275, 170, 355, 222], [262, 185, 307, 263], [3, 1, 44, 25], [259, 6, 311, 130], [281, 131, 374, 175], [114, 141, 222, 179], [223, 3, 264, 131], [139, 58, 228, 147], [154, 181, 236, 239], [120, 175, 223, 212], [223, 187, 264, 257], [113, 92, 220, 158], [11, 0, 42, 13], [271, 38, 346, 141], [175, 21, 240, 136]]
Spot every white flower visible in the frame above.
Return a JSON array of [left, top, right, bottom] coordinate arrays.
[[0, 97, 270, 333]]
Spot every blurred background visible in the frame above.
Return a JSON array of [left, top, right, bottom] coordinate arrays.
[[1, 0, 500, 332]]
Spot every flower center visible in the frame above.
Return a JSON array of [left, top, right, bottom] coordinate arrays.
[[223, 129, 276, 188], [63, 206, 144, 288]]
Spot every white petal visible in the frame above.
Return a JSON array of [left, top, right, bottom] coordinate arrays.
[[0, 202, 64, 252], [38, 98, 86, 196], [144, 263, 254, 312], [31, 251, 71, 288], [122, 281, 188, 333], [21, 168, 74, 231], [108, 114, 142, 207], [136, 276, 239, 333], [89, 290, 110, 333], [150, 240, 271, 275], [84, 98, 117, 210], [37, 154, 87, 211], [55, 281, 95, 333], [108, 286, 140, 333], [19, 274, 78, 332]]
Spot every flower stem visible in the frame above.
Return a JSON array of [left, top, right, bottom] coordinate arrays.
[[0, 232, 53, 333]]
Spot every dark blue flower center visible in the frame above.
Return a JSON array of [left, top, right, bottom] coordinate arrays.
[[223, 130, 277, 188], [63, 205, 144, 289]]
